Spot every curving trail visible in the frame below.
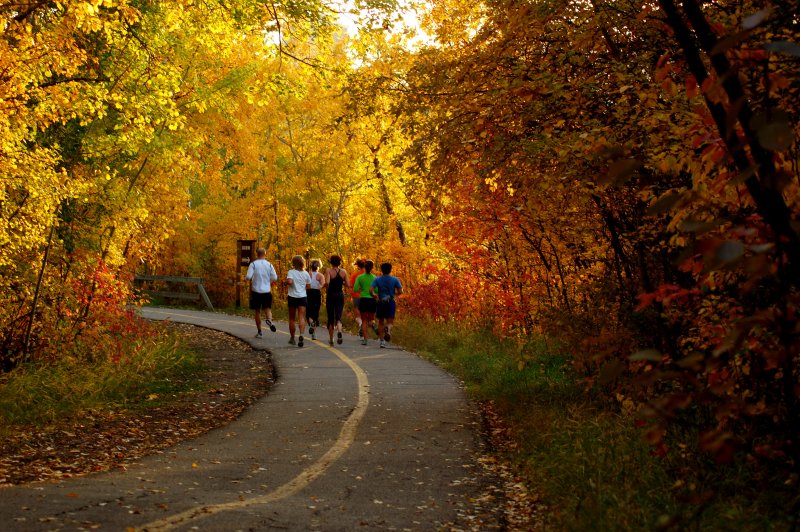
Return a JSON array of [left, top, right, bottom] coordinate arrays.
[[0, 308, 495, 531]]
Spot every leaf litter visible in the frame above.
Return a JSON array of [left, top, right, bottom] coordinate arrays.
[[443, 400, 545, 531], [0, 322, 274, 486]]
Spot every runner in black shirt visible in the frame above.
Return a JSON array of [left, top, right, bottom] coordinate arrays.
[[325, 254, 349, 346]]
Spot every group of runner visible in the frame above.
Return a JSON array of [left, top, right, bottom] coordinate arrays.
[[245, 249, 403, 348]]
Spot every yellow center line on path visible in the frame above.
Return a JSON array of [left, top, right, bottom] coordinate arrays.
[[136, 330, 370, 531]]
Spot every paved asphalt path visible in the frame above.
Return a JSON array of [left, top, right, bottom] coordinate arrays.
[[0, 308, 493, 531]]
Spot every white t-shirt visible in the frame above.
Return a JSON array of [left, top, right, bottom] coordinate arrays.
[[286, 269, 311, 298], [246, 259, 277, 293]]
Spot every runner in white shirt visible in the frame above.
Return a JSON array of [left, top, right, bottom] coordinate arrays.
[[285, 255, 312, 347], [246, 247, 278, 338]]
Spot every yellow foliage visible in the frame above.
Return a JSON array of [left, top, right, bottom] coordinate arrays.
[[0, 0, 348, 362]]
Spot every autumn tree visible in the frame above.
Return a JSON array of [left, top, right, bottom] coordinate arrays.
[[0, 0, 362, 364], [359, 0, 800, 484], [161, 18, 432, 301]]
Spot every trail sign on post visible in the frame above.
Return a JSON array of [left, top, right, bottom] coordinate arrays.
[[236, 239, 257, 308], [238, 239, 257, 267]]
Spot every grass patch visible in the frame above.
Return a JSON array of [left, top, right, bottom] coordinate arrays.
[[393, 317, 797, 530], [0, 324, 204, 435]]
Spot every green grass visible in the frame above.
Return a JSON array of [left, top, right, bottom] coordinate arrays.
[[0, 327, 204, 435], [393, 317, 797, 531]]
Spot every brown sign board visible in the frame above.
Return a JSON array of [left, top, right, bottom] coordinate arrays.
[[238, 239, 257, 268]]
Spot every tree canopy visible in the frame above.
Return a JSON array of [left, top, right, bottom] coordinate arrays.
[[2, 0, 799, 515]]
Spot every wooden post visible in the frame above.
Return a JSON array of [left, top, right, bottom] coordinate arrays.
[[197, 283, 214, 311], [237, 239, 256, 310], [235, 264, 241, 309]]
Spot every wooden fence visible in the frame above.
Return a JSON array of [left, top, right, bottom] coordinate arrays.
[[134, 275, 214, 311]]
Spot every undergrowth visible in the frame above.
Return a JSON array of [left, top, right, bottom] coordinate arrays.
[[0, 321, 204, 436], [394, 317, 796, 531]]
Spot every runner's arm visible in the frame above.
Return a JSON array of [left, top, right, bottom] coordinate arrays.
[[369, 278, 378, 299]]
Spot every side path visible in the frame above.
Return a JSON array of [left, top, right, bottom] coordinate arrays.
[[0, 308, 501, 530]]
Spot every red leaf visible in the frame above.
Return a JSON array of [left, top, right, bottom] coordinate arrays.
[[650, 442, 669, 458], [685, 75, 698, 98]]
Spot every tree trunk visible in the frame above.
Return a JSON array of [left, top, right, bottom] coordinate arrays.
[[23, 220, 56, 360], [658, 0, 800, 275], [370, 147, 407, 246]]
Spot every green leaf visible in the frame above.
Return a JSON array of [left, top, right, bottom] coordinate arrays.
[[715, 240, 745, 264], [750, 243, 774, 254], [679, 219, 721, 233], [676, 352, 705, 369], [629, 349, 662, 362], [646, 192, 682, 216], [729, 165, 757, 185], [751, 109, 794, 152], [764, 41, 800, 57], [757, 121, 794, 152], [711, 31, 751, 56], [742, 9, 771, 30]]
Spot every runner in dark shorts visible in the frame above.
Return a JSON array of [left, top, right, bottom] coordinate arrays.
[[306, 259, 325, 340], [286, 255, 311, 347], [288, 296, 308, 308], [249, 291, 273, 311], [370, 262, 403, 348], [350, 258, 365, 336], [353, 260, 377, 346], [245, 247, 278, 338], [375, 297, 396, 320], [325, 255, 349, 346]]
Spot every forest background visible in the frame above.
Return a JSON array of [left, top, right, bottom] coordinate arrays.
[[1, 0, 799, 528]]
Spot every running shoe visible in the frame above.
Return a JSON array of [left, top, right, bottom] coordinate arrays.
[[379, 339, 386, 348], [384, 327, 391, 342], [266, 320, 277, 332], [255, 330, 263, 338], [361, 338, 367, 346], [329, 340, 334, 346], [337, 331, 343, 344], [298, 335, 304, 347], [309, 326, 314, 336], [311, 332, 316, 341], [288, 337, 296, 345]]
